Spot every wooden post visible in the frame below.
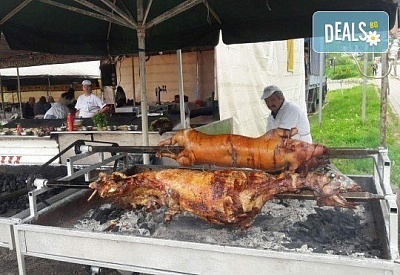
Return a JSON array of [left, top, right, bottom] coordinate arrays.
[[131, 56, 136, 105], [17, 67, 23, 119], [0, 73, 5, 120], [380, 53, 388, 147], [177, 49, 186, 128], [361, 53, 367, 122], [137, 0, 149, 164], [318, 53, 324, 125]]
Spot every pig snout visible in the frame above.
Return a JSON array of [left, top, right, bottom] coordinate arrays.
[[290, 141, 328, 158], [313, 144, 329, 157]]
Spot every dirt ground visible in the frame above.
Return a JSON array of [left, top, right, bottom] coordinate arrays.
[[0, 247, 122, 275]]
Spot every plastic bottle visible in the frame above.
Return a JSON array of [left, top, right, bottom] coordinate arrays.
[[67, 113, 74, 131], [16, 123, 22, 136]]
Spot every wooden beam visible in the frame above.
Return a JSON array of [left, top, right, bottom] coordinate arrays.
[[73, 0, 135, 29], [0, 0, 32, 25], [100, 0, 138, 28], [146, 0, 203, 29], [143, 0, 153, 25]]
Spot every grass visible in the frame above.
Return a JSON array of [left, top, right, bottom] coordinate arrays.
[[325, 53, 374, 80], [309, 84, 400, 186]]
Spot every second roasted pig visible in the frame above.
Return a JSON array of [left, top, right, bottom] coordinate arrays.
[[156, 128, 328, 172], [89, 167, 362, 229]]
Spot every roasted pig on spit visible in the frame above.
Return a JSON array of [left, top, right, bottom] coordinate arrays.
[[156, 128, 328, 172], [89, 167, 361, 229]]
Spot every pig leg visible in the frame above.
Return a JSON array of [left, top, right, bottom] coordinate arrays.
[[175, 150, 195, 166], [158, 131, 186, 146], [165, 207, 181, 222], [155, 151, 178, 160], [158, 137, 173, 146], [317, 195, 356, 208], [287, 163, 299, 173], [157, 149, 193, 165]]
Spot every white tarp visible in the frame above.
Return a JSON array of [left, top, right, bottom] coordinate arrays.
[[215, 38, 306, 137], [0, 61, 100, 78]]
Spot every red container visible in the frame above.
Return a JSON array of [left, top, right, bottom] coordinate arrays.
[[67, 113, 74, 131]]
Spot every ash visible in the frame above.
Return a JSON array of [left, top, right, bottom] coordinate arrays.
[[74, 199, 382, 258]]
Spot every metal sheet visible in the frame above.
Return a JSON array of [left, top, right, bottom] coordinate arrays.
[[0, 136, 59, 165], [0, 218, 17, 249], [13, 223, 399, 275], [0, 188, 82, 250], [10, 174, 398, 275], [10, 149, 400, 274]]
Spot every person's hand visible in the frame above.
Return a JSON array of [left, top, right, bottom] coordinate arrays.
[[101, 105, 112, 116]]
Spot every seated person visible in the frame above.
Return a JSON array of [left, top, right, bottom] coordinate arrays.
[[44, 92, 74, 119], [22, 97, 35, 119], [44, 96, 55, 112], [115, 86, 127, 107], [33, 96, 47, 118]]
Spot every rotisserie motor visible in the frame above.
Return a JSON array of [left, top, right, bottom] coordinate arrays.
[[89, 167, 362, 229], [156, 128, 328, 172]]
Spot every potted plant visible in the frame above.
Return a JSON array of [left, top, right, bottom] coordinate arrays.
[[92, 112, 107, 130]]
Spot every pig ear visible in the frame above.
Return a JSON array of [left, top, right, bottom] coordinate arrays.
[[276, 128, 293, 138], [276, 128, 298, 138], [290, 128, 299, 137]]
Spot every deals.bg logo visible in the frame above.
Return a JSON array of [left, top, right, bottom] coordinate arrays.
[[313, 11, 389, 53]]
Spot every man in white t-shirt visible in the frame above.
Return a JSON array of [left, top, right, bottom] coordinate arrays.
[[261, 85, 312, 143], [43, 91, 74, 119], [75, 80, 109, 118]]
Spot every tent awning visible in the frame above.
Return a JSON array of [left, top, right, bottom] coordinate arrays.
[[0, 61, 100, 78], [0, 0, 397, 56]]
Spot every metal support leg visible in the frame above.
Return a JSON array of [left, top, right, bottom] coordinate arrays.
[[28, 187, 49, 220], [67, 158, 73, 176], [377, 149, 399, 259], [14, 229, 27, 275]]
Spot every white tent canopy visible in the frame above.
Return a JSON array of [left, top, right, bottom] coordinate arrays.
[[0, 61, 100, 78], [0, 61, 101, 120]]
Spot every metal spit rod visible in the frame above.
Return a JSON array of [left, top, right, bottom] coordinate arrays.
[[32, 178, 90, 189], [79, 145, 380, 158], [79, 145, 185, 154], [327, 148, 381, 158], [28, 177, 383, 202], [275, 191, 384, 202]]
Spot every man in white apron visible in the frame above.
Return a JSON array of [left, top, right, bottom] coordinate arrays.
[[75, 80, 109, 118]]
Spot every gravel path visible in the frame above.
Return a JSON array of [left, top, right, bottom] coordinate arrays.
[[0, 248, 121, 275]]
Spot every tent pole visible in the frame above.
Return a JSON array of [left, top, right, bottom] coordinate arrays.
[[137, 0, 149, 164], [131, 56, 136, 105], [47, 77, 51, 96], [318, 53, 323, 125], [196, 51, 200, 99], [17, 67, 23, 119], [380, 52, 389, 147], [0, 73, 5, 120], [177, 49, 186, 128]]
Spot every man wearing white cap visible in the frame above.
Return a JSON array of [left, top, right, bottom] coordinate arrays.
[[75, 80, 108, 118], [261, 85, 312, 143]]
